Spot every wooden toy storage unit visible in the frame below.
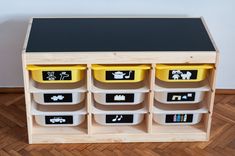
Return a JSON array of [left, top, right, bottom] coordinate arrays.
[[22, 17, 219, 144]]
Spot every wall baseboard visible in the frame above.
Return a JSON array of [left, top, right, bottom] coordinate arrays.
[[215, 89, 235, 95], [0, 87, 24, 93], [0, 87, 235, 95]]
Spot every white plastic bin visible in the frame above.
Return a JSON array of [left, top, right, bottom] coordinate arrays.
[[35, 114, 85, 126], [154, 91, 205, 104], [33, 92, 85, 105], [153, 113, 202, 125], [153, 102, 207, 125], [93, 92, 145, 105], [31, 101, 86, 126], [94, 114, 144, 125], [154, 80, 210, 104]]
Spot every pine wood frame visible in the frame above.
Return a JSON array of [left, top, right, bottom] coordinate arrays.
[[22, 17, 219, 144]]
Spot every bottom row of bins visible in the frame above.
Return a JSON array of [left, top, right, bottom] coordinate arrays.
[[32, 102, 206, 127], [34, 113, 204, 126]]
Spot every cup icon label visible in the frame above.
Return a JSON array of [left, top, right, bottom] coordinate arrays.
[[168, 70, 197, 80], [167, 92, 195, 102], [44, 93, 73, 103], [165, 114, 193, 123], [45, 115, 73, 124], [105, 70, 135, 80], [106, 93, 134, 103], [42, 71, 72, 81], [106, 114, 133, 123]]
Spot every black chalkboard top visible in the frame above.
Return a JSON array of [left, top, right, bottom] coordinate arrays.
[[26, 18, 216, 52]]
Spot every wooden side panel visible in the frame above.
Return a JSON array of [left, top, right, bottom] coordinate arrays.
[[205, 58, 219, 140], [22, 53, 33, 144]]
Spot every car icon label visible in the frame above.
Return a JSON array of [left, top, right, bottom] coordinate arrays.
[[45, 116, 73, 124]]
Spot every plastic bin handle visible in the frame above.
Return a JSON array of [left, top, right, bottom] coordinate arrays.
[[27, 65, 86, 70], [156, 64, 214, 70], [91, 65, 151, 70]]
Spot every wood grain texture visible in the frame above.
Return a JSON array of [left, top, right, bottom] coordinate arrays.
[[23, 52, 217, 64], [0, 93, 234, 156], [1, 88, 234, 95]]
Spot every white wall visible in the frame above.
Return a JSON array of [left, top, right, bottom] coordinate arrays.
[[0, 0, 234, 88]]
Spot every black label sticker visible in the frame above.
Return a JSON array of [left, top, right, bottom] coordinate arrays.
[[45, 115, 73, 124], [168, 70, 198, 80], [43, 93, 73, 103], [167, 92, 195, 102], [106, 93, 134, 103], [165, 114, 193, 123], [106, 114, 133, 123], [105, 70, 135, 80], [42, 71, 72, 81]]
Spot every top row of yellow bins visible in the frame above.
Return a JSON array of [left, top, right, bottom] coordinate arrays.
[[27, 65, 86, 83], [27, 64, 213, 84], [156, 64, 213, 82]]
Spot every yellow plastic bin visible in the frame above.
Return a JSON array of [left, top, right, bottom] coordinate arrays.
[[27, 65, 86, 83], [156, 64, 213, 82], [92, 64, 150, 83]]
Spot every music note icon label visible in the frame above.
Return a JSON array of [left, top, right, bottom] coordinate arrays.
[[105, 114, 134, 123], [112, 115, 123, 122]]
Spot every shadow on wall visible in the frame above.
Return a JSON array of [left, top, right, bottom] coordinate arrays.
[[0, 17, 29, 87]]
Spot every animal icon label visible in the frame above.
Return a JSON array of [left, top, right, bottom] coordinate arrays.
[[45, 115, 73, 124], [105, 70, 135, 80], [44, 93, 73, 103], [167, 92, 195, 102], [106, 93, 134, 103], [165, 114, 193, 123], [42, 71, 72, 81], [168, 70, 198, 80], [106, 114, 133, 123]]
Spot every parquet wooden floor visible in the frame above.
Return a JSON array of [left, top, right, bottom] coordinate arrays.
[[0, 93, 234, 156]]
